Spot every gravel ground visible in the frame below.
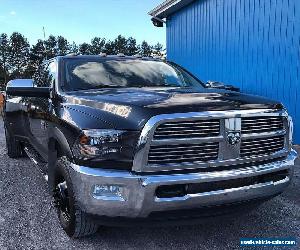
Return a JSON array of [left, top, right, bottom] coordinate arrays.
[[0, 119, 299, 250]]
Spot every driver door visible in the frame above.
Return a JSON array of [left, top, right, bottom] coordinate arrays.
[[24, 60, 56, 159]]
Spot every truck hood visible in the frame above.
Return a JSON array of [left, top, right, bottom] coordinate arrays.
[[63, 87, 282, 130]]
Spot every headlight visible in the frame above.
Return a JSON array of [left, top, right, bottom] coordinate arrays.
[[72, 129, 139, 170]]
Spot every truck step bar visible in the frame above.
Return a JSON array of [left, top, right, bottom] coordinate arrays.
[[24, 145, 47, 178]]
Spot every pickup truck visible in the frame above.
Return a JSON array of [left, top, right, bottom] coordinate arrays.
[[4, 54, 297, 238]]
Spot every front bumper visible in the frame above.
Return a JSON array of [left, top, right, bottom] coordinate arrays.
[[69, 150, 297, 218]]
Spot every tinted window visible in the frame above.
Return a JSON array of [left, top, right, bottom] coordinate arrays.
[[63, 59, 204, 91], [33, 61, 56, 87]]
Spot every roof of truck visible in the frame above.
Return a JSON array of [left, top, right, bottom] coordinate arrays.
[[55, 54, 163, 61]]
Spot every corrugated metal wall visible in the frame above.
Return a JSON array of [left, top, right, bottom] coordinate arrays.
[[167, 0, 300, 143]]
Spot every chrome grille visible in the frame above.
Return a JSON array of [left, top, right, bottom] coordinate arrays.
[[242, 116, 284, 134], [148, 142, 219, 165], [240, 135, 285, 158], [133, 110, 289, 172], [153, 119, 220, 140]]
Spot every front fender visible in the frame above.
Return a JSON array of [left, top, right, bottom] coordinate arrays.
[[47, 126, 75, 193], [48, 126, 73, 160]]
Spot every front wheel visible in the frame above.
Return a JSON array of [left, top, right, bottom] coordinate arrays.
[[53, 158, 98, 238]]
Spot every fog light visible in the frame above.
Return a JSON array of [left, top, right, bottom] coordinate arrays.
[[91, 184, 124, 201]]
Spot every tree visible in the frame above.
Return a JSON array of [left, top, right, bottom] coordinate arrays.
[[79, 42, 91, 55], [114, 35, 127, 54], [30, 39, 45, 62], [140, 41, 152, 57], [0, 66, 5, 89], [153, 42, 163, 57], [0, 33, 9, 84], [57, 36, 70, 55], [8, 32, 30, 78], [104, 40, 115, 55], [69, 41, 79, 54], [126, 37, 138, 56], [26, 39, 46, 78], [44, 35, 58, 59], [90, 37, 106, 54]]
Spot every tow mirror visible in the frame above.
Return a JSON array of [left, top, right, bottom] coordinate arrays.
[[6, 79, 50, 98]]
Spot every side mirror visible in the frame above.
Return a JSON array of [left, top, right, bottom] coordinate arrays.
[[206, 81, 240, 92], [6, 79, 50, 98], [206, 81, 226, 88]]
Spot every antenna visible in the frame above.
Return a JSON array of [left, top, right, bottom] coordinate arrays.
[[42, 26, 48, 60], [42, 26, 46, 40]]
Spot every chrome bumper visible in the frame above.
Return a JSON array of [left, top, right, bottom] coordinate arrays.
[[69, 150, 297, 218]]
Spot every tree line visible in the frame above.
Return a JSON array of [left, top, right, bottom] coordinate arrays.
[[0, 32, 164, 88]]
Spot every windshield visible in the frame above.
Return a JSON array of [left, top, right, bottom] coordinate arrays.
[[63, 58, 204, 91]]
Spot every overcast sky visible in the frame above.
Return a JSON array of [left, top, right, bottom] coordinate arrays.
[[0, 0, 166, 45]]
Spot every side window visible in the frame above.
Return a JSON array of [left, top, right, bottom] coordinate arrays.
[[33, 61, 56, 87]]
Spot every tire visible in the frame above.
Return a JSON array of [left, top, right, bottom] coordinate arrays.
[[53, 157, 98, 238], [4, 124, 24, 158]]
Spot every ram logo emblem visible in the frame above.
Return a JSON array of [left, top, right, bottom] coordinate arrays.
[[227, 131, 241, 145], [225, 118, 242, 146]]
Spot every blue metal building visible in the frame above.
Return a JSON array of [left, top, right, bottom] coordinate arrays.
[[149, 0, 300, 144]]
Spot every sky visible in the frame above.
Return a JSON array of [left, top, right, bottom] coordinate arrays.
[[0, 0, 166, 46]]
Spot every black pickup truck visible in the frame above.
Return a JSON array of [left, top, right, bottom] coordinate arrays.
[[4, 55, 297, 238]]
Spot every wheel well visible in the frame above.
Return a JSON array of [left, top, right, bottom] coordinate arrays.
[[48, 137, 75, 191]]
